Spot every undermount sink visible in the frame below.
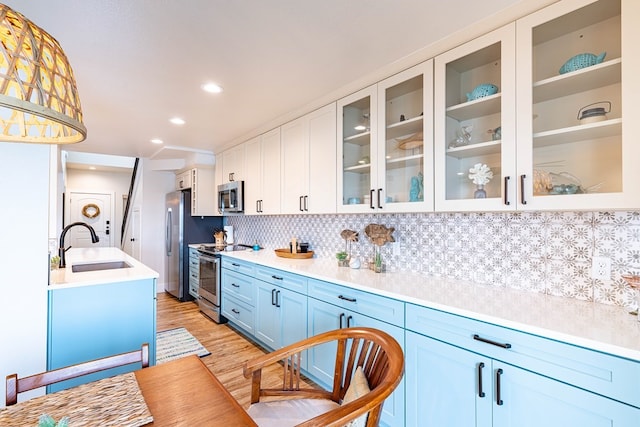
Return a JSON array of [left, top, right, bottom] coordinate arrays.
[[71, 261, 132, 273]]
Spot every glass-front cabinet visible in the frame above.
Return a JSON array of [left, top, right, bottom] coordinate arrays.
[[434, 24, 516, 212], [338, 61, 433, 213], [338, 85, 377, 213], [516, 0, 639, 210]]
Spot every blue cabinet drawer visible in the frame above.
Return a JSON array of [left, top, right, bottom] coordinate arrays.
[[188, 265, 199, 282], [221, 257, 255, 276], [189, 248, 200, 268], [255, 265, 307, 294], [222, 270, 255, 305], [222, 294, 255, 336], [406, 303, 640, 409], [308, 278, 404, 327]]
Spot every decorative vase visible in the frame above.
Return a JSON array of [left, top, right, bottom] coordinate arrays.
[[474, 184, 487, 199], [373, 247, 383, 273], [338, 258, 349, 267], [349, 257, 361, 269]]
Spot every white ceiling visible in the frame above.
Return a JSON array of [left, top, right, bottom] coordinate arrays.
[[4, 0, 529, 160]]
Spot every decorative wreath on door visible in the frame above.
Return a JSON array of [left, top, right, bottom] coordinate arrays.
[[81, 203, 101, 219]]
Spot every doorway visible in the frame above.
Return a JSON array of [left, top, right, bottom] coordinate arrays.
[[65, 191, 115, 247]]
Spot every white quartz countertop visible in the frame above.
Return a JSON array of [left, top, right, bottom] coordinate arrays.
[[220, 249, 640, 362], [49, 247, 159, 289]]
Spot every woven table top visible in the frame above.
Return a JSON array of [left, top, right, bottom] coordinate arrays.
[[0, 372, 153, 427]]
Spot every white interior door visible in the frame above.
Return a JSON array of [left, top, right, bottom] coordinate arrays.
[[66, 191, 114, 247], [130, 207, 141, 260]]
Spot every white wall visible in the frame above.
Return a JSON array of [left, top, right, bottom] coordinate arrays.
[[136, 159, 175, 290], [0, 143, 50, 407]]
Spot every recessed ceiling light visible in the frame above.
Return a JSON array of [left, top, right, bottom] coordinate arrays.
[[89, 166, 96, 170], [169, 117, 185, 125], [202, 82, 223, 93], [151, 138, 163, 144]]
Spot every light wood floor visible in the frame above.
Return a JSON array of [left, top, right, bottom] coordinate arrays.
[[156, 291, 312, 408]]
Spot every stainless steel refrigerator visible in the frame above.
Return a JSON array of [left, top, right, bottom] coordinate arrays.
[[165, 190, 222, 301]]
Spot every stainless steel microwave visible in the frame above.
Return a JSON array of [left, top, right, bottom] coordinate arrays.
[[217, 181, 244, 214]]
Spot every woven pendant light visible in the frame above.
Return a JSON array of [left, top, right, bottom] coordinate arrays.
[[0, 4, 86, 144]]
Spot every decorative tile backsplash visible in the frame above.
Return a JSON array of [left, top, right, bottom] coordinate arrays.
[[226, 211, 640, 309]]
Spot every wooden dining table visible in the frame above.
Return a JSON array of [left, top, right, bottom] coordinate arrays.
[[0, 355, 257, 427], [135, 355, 258, 426]]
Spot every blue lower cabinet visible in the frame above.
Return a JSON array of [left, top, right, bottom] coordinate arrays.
[[221, 257, 640, 427], [492, 361, 640, 427], [307, 297, 405, 427], [255, 280, 307, 367], [405, 308, 640, 427], [406, 331, 491, 427], [47, 278, 157, 392]]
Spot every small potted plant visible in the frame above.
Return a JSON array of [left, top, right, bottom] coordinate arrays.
[[50, 255, 60, 270], [336, 251, 349, 267]]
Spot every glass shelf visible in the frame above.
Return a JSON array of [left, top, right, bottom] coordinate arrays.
[[344, 163, 371, 173], [533, 118, 622, 148], [386, 116, 423, 140], [533, 58, 621, 103], [387, 154, 423, 170], [446, 93, 501, 121], [344, 154, 424, 173], [343, 131, 371, 145], [446, 140, 502, 159]]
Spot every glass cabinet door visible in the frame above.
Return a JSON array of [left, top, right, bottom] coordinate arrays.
[[434, 24, 516, 212], [516, 0, 639, 210], [337, 86, 377, 212], [377, 61, 433, 212]]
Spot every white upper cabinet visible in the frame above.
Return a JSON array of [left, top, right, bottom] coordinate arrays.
[[434, 24, 517, 212], [338, 61, 433, 213], [435, 0, 639, 212], [245, 128, 281, 215], [175, 169, 192, 190], [190, 168, 216, 216], [175, 167, 216, 216], [515, 0, 639, 210], [221, 143, 246, 184], [281, 103, 337, 214], [244, 136, 262, 214]]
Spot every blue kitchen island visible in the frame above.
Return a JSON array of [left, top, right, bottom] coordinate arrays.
[[47, 247, 158, 392]]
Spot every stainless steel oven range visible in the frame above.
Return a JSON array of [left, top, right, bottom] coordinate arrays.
[[196, 245, 226, 323]]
